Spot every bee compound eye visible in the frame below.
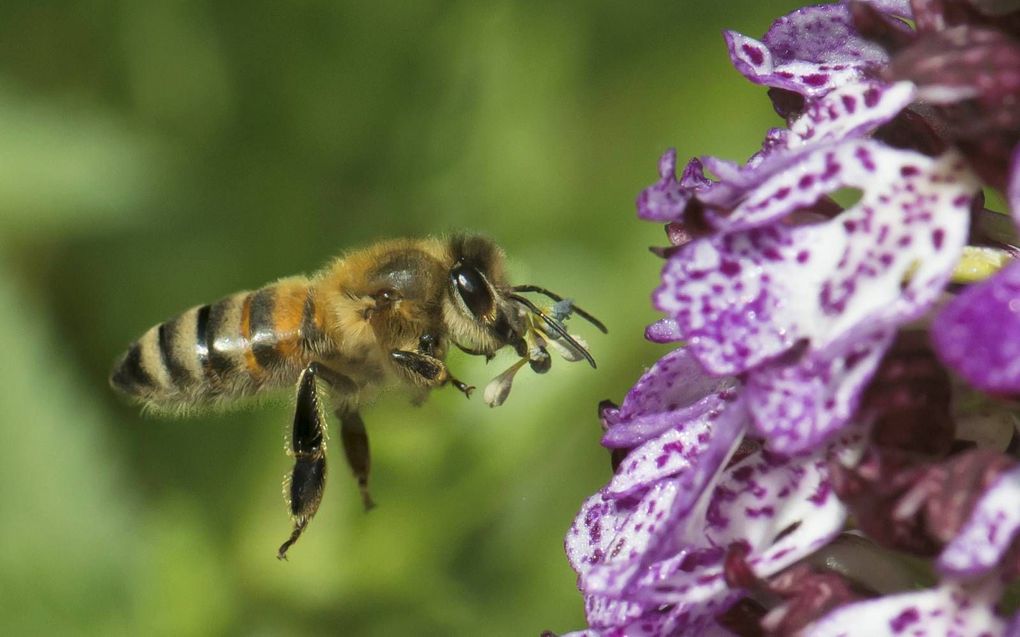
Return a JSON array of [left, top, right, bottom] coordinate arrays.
[[451, 264, 494, 320]]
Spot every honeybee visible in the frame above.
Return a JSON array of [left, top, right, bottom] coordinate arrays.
[[110, 234, 605, 558]]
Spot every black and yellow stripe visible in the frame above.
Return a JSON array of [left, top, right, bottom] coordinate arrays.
[[110, 280, 327, 406]]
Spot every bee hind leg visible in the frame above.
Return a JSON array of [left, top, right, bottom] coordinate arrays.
[[278, 364, 327, 560]]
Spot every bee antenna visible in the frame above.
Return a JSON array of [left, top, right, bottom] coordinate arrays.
[[508, 293, 597, 369], [510, 284, 608, 333]]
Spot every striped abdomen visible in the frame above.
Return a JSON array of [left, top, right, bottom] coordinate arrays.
[[110, 278, 329, 407]]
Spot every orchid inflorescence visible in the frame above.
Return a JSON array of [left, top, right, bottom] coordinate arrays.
[[564, 1, 1020, 635]]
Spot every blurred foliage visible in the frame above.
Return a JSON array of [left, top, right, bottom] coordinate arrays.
[[0, 1, 803, 635]]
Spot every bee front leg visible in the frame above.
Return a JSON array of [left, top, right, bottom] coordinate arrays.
[[390, 350, 474, 398], [278, 364, 327, 560]]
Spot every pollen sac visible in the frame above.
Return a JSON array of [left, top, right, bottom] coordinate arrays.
[[528, 347, 551, 374], [483, 358, 528, 408]]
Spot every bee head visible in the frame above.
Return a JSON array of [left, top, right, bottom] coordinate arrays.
[[442, 234, 606, 407], [443, 235, 526, 355]]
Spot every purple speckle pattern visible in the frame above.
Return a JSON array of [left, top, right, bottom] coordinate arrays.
[[746, 326, 893, 454], [636, 149, 713, 222], [805, 581, 1007, 636], [566, 343, 866, 632], [655, 223, 815, 375], [789, 81, 916, 147], [938, 465, 1020, 578], [601, 348, 736, 448], [636, 427, 864, 608], [568, 0, 1020, 634], [565, 352, 752, 631], [605, 417, 712, 498], [724, 4, 892, 96], [586, 393, 749, 596], [654, 141, 976, 453]]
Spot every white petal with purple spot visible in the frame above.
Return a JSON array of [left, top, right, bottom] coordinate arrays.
[[636, 429, 863, 607], [724, 4, 892, 97], [615, 349, 735, 425], [655, 221, 842, 375], [788, 81, 916, 147], [605, 409, 716, 499], [644, 317, 684, 343], [658, 142, 977, 386], [746, 326, 893, 454], [806, 580, 1007, 637], [939, 465, 1020, 578], [585, 399, 749, 596]]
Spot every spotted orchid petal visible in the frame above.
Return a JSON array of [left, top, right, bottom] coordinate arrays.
[[655, 142, 977, 383], [562, 606, 739, 637], [584, 397, 749, 596], [636, 149, 713, 222], [938, 464, 1020, 578], [568, 479, 685, 595], [634, 428, 864, 608], [691, 81, 916, 219], [745, 326, 893, 454], [724, 4, 897, 97], [565, 492, 652, 629], [788, 81, 916, 147], [601, 349, 738, 448], [606, 400, 729, 499], [656, 222, 826, 373], [805, 580, 1007, 637]]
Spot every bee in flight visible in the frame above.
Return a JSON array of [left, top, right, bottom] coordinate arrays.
[[110, 235, 605, 559]]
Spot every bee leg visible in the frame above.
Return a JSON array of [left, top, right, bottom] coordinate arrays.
[[338, 408, 375, 511], [417, 335, 475, 396], [447, 376, 475, 398], [390, 349, 475, 398], [278, 364, 327, 560], [313, 364, 375, 512]]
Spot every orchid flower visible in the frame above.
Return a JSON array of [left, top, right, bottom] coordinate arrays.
[[563, 1, 1020, 635]]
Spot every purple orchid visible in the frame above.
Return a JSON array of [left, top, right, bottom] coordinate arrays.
[[563, 1, 1020, 635]]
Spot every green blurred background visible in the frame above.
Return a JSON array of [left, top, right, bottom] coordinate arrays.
[[0, 1, 802, 635]]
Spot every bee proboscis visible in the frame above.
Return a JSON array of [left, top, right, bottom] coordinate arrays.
[[110, 235, 605, 558]]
